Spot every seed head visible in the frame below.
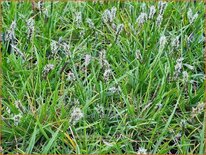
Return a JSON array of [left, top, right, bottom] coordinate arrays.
[[95, 104, 104, 118], [192, 13, 198, 22], [109, 7, 117, 22], [85, 54, 91, 66], [191, 102, 204, 118], [111, 23, 116, 30], [102, 9, 110, 23], [182, 71, 189, 82], [62, 43, 71, 57], [174, 57, 184, 77], [27, 18, 35, 40], [149, 5, 156, 19], [135, 50, 142, 61], [103, 69, 112, 81], [159, 35, 167, 50], [74, 12, 82, 27], [10, 44, 25, 59], [116, 24, 124, 35], [187, 8, 193, 22], [86, 18, 95, 29], [13, 114, 22, 126], [79, 30, 85, 38], [99, 49, 107, 68], [37, 1, 43, 12], [187, 8, 198, 24], [102, 7, 117, 24], [51, 40, 59, 54], [158, 1, 167, 15], [136, 13, 148, 25], [70, 107, 84, 125], [67, 71, 76, 81], [156, 14, 163, 27], [108, 86, 120, 94], [171, 36, 180, 49], [180, 119, 187, 127], [10, 21, 16, 31], [42, 64, 54, 77], [5, 21, 16, 41], [137, 147, 147, 154]]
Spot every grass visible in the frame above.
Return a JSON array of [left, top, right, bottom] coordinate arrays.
[[1, 1, 205, 154]]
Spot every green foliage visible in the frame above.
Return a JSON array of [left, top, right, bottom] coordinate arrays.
[[1, 1, 205, 154]]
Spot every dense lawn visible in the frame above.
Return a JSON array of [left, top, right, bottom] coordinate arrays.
[[1, 1, 205, 154]]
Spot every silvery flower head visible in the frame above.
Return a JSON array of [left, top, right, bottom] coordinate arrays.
[[102, 9, 110, 23], [159, 35, 167, 50], [13, 114, 22, 126], [27, 18, 35, 40], [95, 104, 105, 118], [192, 13, 198, 23], [187, 8, 193, 21], [108, 86, 120, 94], [67, 71, 76, 81], [111, 23, 116, 30], [116, 24, 124, 35], [158, 1, 167, 15], [109, 7, 117, 23], [10, 21, 16, 31], [197, 102, 204, 112], [84, 54, 91, 66], [5, 21, 16, 41], [149, 5, 156, 19], [103, 69, 112, 81], [10, 44, 25, 59], [42, 64, 54, 77], [175, 57, 184, 76], [187, 8, 194, 24], [86, 18, 95, 29], [156, 14, 163, 27], [51, 40, 58, 54], [99, 49, 107, 68], [103, 60, 111, 70], [80, 29, 85, 38], [137, 147, 147, 154], [62, 43, 71, 56], [102, 7, 116, 24], [136, 13, 148, 25], [182, 71, 189, 82], [171, 36, 180, 49], [191, 102, 204, 118], [135, 50, 142, 60], [74, 11, 82, 27], [37, 1, 43, 11], [187, 8, 198, 24], [70, 107, 84, 125], [177, 57, 184, 63], [180, 119, 187, 127]]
